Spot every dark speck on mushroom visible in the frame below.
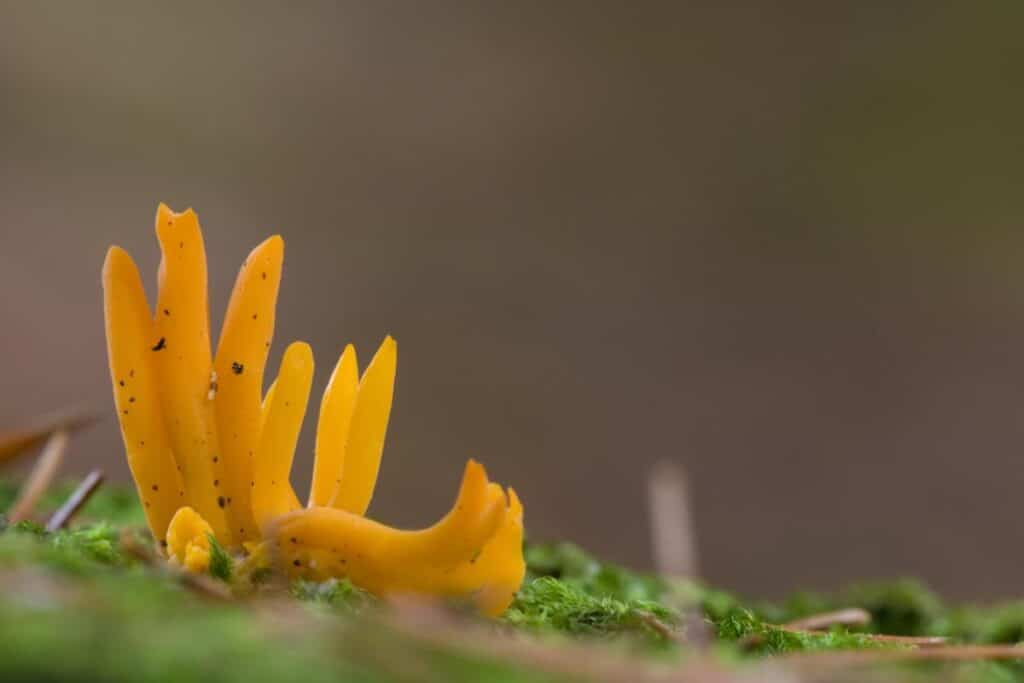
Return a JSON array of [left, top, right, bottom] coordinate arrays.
[[231, 362, 244, 375], [152, 337, 167, 352]]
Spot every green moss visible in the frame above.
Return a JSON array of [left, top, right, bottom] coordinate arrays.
[[715, 607, 891, 653], [524, 541, 667, 603], [951, 603, 1024, 645], [505, 576, 676, 640], [291, 577, 374, 613], [756, 580, 941, 634], [51, 523, 125, 566], [3, 480, 1024, 681], [0, 522, 560, 683], [207, 533, 234, 582], [11, 519, 47, 536]]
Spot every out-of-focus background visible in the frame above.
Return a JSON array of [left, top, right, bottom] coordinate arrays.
[[2, 2, 1024, 600]]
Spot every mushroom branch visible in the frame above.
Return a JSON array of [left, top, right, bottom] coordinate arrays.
[[102, 204, 525, 615]]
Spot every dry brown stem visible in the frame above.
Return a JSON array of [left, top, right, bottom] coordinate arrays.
[[783, 608, 871, 631], [8, 429, 69, 523], [647, 459, 699, 579], [0, 410, 97, 465], [46, 469, 105, 532]]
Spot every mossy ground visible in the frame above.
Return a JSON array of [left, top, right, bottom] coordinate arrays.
[[0, 481, 1022, 682]]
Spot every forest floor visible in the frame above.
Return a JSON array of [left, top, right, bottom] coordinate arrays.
[[1, 476, 1024, 683]]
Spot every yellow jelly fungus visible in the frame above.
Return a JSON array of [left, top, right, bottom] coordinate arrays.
[[330, 335, 396, 515], [166, 506, 213, 574], [102, 204, 525, 616], [251, 341, 311, 528], [152, 205, 230, 542], [309, 344, 358, 508], [102, 246, 186, 548], [270, 462, 525, 616], [444, 488, 526, 616], [214, 234, 283, 543]]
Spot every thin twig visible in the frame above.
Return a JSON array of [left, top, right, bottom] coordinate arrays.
[[783, 608, 871, 631], [682, 611, 714, 649], [861, 633, 947, 647], [868, 644, 1024, 660], [744, 623, 948, 651], [118, 529, 158, 564], [8, 430, 70, 523], [784, 644, 1024, 671], [635, 610, 678, 640], [647, 460, 708, 649], [647, 460, 699, 579], [0, 410, 97, 465], [46, 469, 105, 532], [176, 571, 234, 601]]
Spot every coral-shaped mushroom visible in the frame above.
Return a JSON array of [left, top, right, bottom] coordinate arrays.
[[102, 204, 524, 615]]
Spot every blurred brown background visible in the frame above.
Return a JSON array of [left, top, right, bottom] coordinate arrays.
[[3, 2, 1024, 600]]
